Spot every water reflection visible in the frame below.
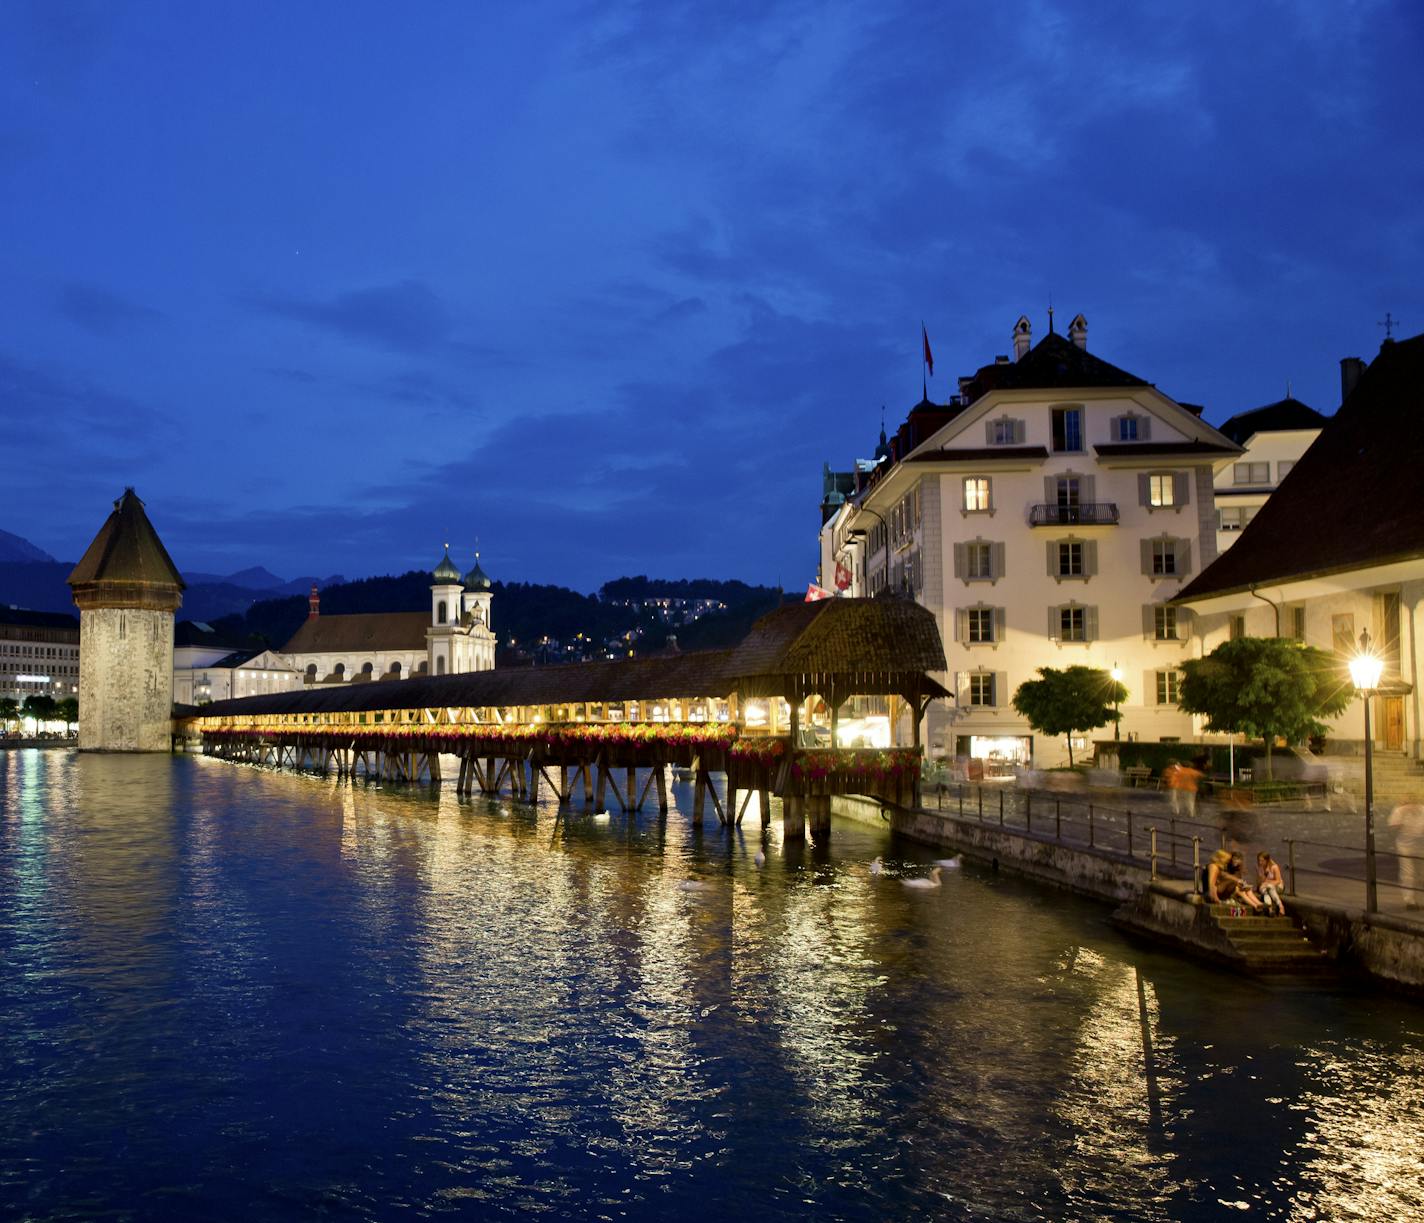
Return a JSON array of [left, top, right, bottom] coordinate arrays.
[[1, 751, 1422, 1220]]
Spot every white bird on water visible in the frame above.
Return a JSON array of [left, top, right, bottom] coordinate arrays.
[[934, 855, 962, 870], [754, 849, 766, 869], [869, 856, 884, 877], [677, 879, 713, 892], [902, 866, 943, 890]]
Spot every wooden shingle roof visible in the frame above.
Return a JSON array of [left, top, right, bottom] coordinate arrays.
[[68, 488, 184, 611]]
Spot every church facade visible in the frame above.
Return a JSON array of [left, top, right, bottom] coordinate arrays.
[[281, 548, 497, 686]]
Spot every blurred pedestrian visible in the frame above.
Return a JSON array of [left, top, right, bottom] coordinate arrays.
[[1164, 755, 1206, 820], [1387, 798, 1424, 911]]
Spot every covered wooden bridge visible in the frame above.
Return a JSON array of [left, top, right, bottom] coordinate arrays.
[[179, 597, 948, 840]]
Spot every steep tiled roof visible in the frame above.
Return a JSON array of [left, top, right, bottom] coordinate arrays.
[[282, 611, 431, 654], [1217, 396, 1328, 445], [1179, 335, 1424, 602], [68, 489, 184, 591], [961, 332, 1149, 403]]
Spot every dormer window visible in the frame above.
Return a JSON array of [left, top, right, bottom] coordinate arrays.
[[985, 415, 1025, 445], [1111, 412, 1151, 442]]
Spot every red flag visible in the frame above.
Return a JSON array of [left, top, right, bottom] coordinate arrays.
[[834, 561, 852, 591], [805, 583, 833, 602], [922, 323, 934, 376]]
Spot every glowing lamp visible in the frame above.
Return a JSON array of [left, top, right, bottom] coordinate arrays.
[[1349, 643, 1383, 693]]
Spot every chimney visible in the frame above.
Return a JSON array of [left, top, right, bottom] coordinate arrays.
[[308, 584, 320, 620], [1340, 356, 1365, 404], [1068, 313, 1088, 350], [1012, 314, 1032, 361]]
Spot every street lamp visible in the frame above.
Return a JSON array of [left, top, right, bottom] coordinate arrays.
[[1111, 664, 1124, 741], [1348, 628, 1384, 913]]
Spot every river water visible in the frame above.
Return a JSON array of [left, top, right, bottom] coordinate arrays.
[[2, 750, 1422, 1221]]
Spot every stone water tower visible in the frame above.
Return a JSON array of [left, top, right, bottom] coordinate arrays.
[[67, 489, 185, 751]]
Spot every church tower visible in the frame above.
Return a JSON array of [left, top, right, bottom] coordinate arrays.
[[67, 489, 185, 751], [461, 551, 496, 672], [426, 545, 464, 676]]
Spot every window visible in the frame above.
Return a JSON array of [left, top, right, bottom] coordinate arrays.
[[1278, 460, 1295, 480], [1234, 461, 1270, 485], [1059, 606, 1086, 641], [1156, 670, 1183, 704], [1148, 474, 1174, 507], [1151, 540, 1176, 575], [1332, 613, 1355, 654], [1058, 542, 1083, 577], [968, 672, 996, 707], [1055, 477, 1080, 510], [968, 608, 995, 644], [1154, 606, 1178, 641], [967, 543, 993, 579], [1290, 605, 1306, 640], [1117, 416, 1140, 441], [438, 600, 448, 624], [1051, 407, 1083, 453], [1229, 615, 1246, 641], [1217, 506, 1257, 531], [963, 477, 992, 512], [990, 419, 1017, 445]]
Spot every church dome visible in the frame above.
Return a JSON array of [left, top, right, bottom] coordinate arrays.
[[431, 546, 462, 584], [463, 553, 492, 591]]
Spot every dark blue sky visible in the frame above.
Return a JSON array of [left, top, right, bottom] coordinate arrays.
[[2, 2, 1421, 591]]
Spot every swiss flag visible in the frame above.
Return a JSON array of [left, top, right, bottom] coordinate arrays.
[[805, 583, 833, 602], [834, 561, 852, 590], [922, 323, 934, 376]]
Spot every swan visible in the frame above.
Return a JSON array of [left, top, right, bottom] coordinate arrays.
[[592, 809, 610, 821], [869, 856, 884, 877], [934, 855, 962, 870], [677, 879, 713, 892], [902, 866, 943, 890], [754, 849, 766, 868]]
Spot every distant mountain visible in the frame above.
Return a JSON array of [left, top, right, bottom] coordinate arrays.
[[180, 567, 344, 594], [0, 529, 56, 565]]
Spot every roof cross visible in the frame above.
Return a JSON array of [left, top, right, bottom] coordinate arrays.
[[1378, 311, 1399, 339]]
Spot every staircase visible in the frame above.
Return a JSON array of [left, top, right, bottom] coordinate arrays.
[[1207, 905, 1335, 981]]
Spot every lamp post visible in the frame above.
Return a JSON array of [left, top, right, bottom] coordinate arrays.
[[1348, 628, 1383, 913], [1111, 664, 1123, 742]]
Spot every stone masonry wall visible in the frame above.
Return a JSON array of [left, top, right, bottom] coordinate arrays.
[[78, 607, 175, 751]]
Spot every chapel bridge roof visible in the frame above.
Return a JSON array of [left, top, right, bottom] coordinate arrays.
[[185, 598, 949, 719]]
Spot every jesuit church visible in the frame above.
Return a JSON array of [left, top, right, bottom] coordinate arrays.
[[280, 547, 497, 686]]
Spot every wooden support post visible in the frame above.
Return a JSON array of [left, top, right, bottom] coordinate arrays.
[[655, 763, 668, 818], [626, 767, 637, 811], [758, 785, 771, 828], [693, 759, 706, 827], [810, 795, 831, 842], [706, 776, 726, 825], [529, 755, 540, 804], [582, 763, 594, 806], [594, 753, 608, 810], [604, 767, 628, 813], [635, 767, 658, 812], [783, 796, 806, 840]]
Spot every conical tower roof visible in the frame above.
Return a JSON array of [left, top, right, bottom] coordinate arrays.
[[68, 488, 184, 611], [431, 545, 462, 584], [463, 552, 491, 591]]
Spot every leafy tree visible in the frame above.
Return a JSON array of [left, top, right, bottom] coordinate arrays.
[[58, 696, 79, 734], [0, 696, 18, 732], [1177, 637, 1352, 779], [21, 693, 58, 733], [1012, 666, 1127, 765]]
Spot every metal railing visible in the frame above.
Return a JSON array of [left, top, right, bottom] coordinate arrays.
[[1028, 502, 1120, 526]]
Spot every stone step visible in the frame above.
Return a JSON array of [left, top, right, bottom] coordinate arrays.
[[1228, 934, 1320, 955]]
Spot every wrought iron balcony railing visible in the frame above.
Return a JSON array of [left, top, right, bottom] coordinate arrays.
[[1029, 502, 1120, 526]]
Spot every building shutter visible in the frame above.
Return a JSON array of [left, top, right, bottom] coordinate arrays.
[[955, 608, 969, 644], [995, 672, 1009, 708], [1081, 474, 1096, 504], [985, 420, 996, 445], [1044, 475, 1058, 504], [991, 541, 1006, 580], [1138, 473, 1152, 506], [1174, 472, 1191, 506], [993, 606, 1006, 643], [1142, 604, 1157, 638], [1085, 606, 1099, 641], [1047, 605, 1060, 640], [1013, 420, 1026, 444], [1110, 415, 1124, 442], [1047, 540, 1059, 578], [1143, 670, 1158, 705], [1139, 416, 1152, 441], [954, 671, 971, 705], [1084, 540, 1098, 576], [1175, 539, 1192, 576], [1141, 539, 1155, 575], [1177, 607, 1194, 640], [953, 542, 966, 579]]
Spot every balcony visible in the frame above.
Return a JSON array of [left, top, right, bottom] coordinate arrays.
[[1029, 502, 1120, 526]]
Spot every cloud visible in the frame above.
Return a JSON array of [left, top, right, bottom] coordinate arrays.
[[58, 282, 162, 336], [248, 279, 452, 353], [655, 296, 708, 323]]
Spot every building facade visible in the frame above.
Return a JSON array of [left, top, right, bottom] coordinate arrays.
[[0, 608, 80, 705], [68, 489, 185, 751], [1212, 396, 1327, 552], [823, 315, 1240, 768]]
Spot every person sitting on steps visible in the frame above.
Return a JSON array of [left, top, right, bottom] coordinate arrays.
[[1205, 848, 1265, 912], [1256, 851, 1286, 916]]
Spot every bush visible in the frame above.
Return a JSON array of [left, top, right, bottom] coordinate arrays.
[[1101, 741, 1244, 777]]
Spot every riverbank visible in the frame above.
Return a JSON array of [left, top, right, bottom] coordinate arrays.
[[0, 737, 75, 751], [835, 794, 1424, 997]]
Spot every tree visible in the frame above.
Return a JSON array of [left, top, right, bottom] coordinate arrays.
[[1012, 666, 1127, 765], [58, 696, 79, 735], [1177, 637, 1352, 779], [0, 697, 17, 733], [21, 693, 58, 733]]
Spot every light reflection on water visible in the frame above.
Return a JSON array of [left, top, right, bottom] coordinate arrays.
[[2, 749, 1423, 1220]]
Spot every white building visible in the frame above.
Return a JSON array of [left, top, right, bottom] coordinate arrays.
[[822, 314, 1241, 768], [1179, 333, 1424, 766], [1212, 395, 1327, 551], [0, 608, 79, 704], [281, 548, 497, 685]]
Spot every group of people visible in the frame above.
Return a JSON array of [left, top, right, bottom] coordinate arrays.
[[1205, 848, 1286, 915]]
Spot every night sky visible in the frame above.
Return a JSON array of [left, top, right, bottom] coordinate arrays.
[[2, 2, 1421, 591]]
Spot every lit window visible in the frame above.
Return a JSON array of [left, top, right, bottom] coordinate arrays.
[[1156, 670, 1182, 703], [968, 672, 996, 706], [968, 608, 995, 644], [1149, 475, 1174, 507], [1059, 606, 1086, 642], [1058, 542, 1083, 577], [964, 477, 991, 512]]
